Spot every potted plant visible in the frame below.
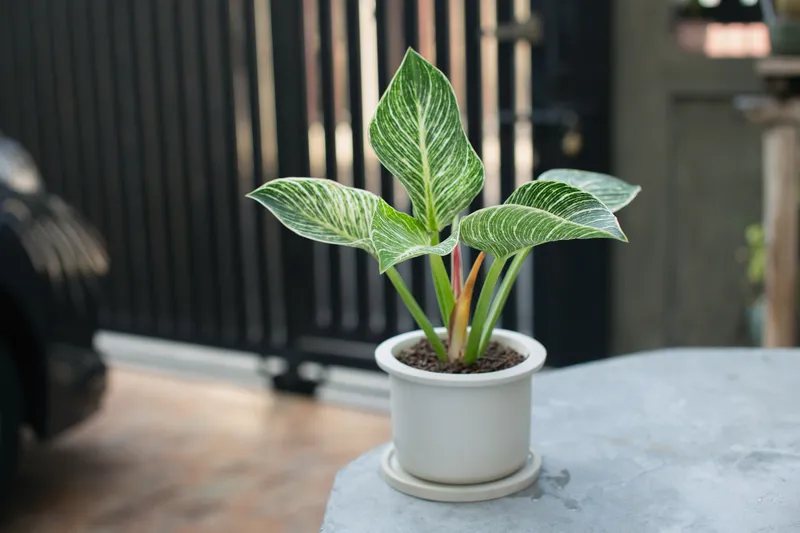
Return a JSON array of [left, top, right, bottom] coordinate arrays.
[[764, 0, 800, 56], [248, 49, 640, 502]]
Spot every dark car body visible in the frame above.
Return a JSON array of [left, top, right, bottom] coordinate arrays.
[[0, 135, 108, 441]]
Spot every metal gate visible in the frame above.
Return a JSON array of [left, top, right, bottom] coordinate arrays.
[[0, 0, 612, 389]]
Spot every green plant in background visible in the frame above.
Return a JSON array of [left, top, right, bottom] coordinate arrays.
[[745, 223, 766, 288], [248, 48, 641, 365]]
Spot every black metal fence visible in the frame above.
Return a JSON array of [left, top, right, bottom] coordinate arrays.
[[0, 0, 612, 388]]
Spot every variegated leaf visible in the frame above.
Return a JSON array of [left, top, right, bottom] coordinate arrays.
[[247, 178, 378, 255], [460, 181, 626, 258], [369, 48, 484, 232], [538, 169, 640, 213], [371, 199, 459, 273]]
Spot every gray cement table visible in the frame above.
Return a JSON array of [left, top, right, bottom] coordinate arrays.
[[321, 349, 800, 533]]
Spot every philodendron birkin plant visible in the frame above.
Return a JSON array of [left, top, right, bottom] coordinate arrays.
[[249, 49, 640, 500]]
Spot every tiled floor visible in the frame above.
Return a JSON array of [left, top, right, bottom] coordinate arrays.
[[1, 367, 391, 533]]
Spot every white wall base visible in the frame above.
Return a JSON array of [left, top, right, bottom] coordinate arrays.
[[95, 331, 390, 413]]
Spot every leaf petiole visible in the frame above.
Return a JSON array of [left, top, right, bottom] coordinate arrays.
[[477, 248, 531, 357], [385, 266, 448, 362], [463, 255, 508, 364], [428, 232, 454, 326]]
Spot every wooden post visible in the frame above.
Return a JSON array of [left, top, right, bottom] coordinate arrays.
[[737, 66, 800, 347], [763, 123, 798, 346]]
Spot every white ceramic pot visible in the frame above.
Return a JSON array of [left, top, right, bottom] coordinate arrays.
[[375, 327, 547, 485]]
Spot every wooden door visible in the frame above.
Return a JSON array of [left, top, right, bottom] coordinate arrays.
[[613, 2, 764, 353]]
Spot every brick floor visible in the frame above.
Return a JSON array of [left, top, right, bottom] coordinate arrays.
[[1, 367, 390, 533]]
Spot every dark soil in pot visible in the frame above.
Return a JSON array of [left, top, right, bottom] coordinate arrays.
[[396, 339, 525, 374]]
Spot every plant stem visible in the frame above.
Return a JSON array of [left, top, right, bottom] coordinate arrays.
[[386, 266, 448, 362], [477, 248, 531, 357], [428, 233, 454, 326], [463, 255, 507, 364]]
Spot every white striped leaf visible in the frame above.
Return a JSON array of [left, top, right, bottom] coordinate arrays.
[[460, 181, 626, 258], [371, 199, 458, 273], [538, 169, 640, 213], [247, 178, 378, 255], [369, 48, 484, 232]]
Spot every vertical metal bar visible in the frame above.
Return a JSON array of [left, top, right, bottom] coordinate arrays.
[[112, 0, 154, 332], [303, 0, 328, 332], [91, 0, 133, 327], [434, 0, 450, 76], [404, 0, 420, 49], [48, 0, 83, 211], [270, 0, 314, 345], [0, 1, 21, 138], [79, 0, 113, 325], [68, 0, 102, 233], [545, 0, 562, 104], [48, 1, 89, 316], [131, 0, 174, 336], [199, 0, 241, 345], [525, 0, 541, 339], [195, 0, 224, 341], [497, 0, 517, 332], [219, 0, 248, 349], [153, 0, 194, 338], [375, 0, 398, 336], [345, 0, 371, 336], [230, 0, 265, 349], [358, 2, 385, 337], [246, 0, 273, 348], [330, 0, 358, 333], [30, 0, 64, 196], [505, 0, 535, 337], [175, 0, 218, 341], [464, 0, 483, 228], [252, 0, 288, 349], [8, 3, 42, 164], [530, 0, 547, 108], [318, 0, 343, 333], [0, 7, 9, 133]]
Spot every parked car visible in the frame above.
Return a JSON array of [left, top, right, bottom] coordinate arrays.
[[0, 134, 108, 501]]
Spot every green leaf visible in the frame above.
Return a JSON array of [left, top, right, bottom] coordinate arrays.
[[369, 48, 484, 232], [745, 223, 765, 286], [460, 181, 627, 258], [538, 169, 641, 213], [247, 178, 378, 255], [371, 199, 458, 273]]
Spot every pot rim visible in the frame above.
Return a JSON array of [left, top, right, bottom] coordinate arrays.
[[375, 327, 546, 388]]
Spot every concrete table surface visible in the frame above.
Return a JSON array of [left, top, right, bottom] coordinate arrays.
[[321, 349, 800, 533]]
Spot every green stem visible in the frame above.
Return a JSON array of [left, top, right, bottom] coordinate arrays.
[[429, 238, 454, 326], [477, 248, 531, 357], [463, 256, 507, 364], [386, 266, 448, 362]]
